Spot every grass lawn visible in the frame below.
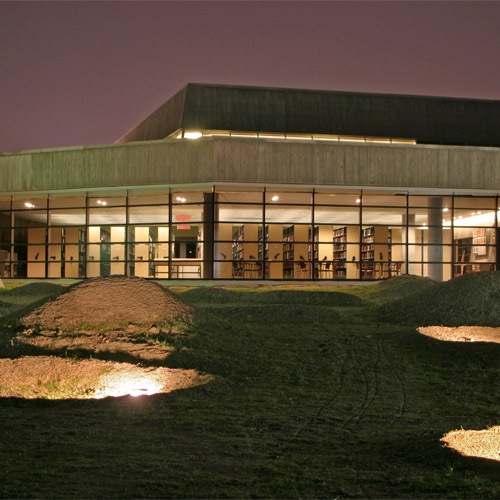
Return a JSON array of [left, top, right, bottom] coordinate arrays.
[[1, 279, 500, 498]]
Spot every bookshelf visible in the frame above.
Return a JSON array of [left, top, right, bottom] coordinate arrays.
[[283, 225, 309, 279], [232, 224, 259, 278], [332, 226, 359, 279], [258, 224, 283, 279], [361, 226, 389, 279], [311, 225, 334, 279]]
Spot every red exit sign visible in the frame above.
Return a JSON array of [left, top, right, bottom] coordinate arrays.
[[176, 215, 191, 221]]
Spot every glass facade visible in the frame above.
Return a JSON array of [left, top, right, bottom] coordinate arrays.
[[0, 187, 497, 281]]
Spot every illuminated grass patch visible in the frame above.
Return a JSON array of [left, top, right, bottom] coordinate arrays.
[[0, 356, 211, 399], [442, 426, 500, 462]]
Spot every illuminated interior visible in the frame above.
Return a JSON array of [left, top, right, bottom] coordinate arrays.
[[1, 186, 497, 281]]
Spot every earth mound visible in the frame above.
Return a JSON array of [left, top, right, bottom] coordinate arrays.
[[380, 271, 500, 326], [442, 426, 500, 462], [21, 276, 192, 330]]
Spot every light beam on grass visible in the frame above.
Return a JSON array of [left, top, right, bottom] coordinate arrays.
[[96, 373, 163, 398]]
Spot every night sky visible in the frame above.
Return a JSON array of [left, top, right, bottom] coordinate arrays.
[[1, 1, 499, 153]]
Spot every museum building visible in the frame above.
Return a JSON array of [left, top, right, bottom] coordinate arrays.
[[1, 83, 499, 282]]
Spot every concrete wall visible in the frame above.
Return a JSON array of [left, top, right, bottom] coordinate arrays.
[[1, 138, 499, 195]]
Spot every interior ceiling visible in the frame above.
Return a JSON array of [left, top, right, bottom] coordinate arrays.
[[10, 204, 492, 227]]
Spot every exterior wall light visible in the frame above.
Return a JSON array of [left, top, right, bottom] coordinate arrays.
[[184, 131, 202, 140]]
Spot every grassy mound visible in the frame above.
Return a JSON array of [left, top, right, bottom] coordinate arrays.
[[347, 274, 438, 304], [380, 271, 500, 326], [0, 282, 65, 298], [181, 287, 367, 307], [194, 303, 354, 325]]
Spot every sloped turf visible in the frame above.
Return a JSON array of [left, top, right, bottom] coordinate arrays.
[[181, 287, 367, 307], [379, 271, 500, 326]]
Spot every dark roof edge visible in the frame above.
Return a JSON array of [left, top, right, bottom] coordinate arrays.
[[183, 82, 500, 104], [115, 85, 189, 143]]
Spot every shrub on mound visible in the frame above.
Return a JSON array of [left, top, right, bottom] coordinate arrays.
[[21, 276, 192, 330], [380, 271, 500, 326]]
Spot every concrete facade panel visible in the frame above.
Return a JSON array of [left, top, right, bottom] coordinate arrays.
[[1, 138, 499, 195]]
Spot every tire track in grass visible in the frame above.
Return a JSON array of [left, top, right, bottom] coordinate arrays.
[[339, 339, 381, 433], [380, 338, 407, 434]]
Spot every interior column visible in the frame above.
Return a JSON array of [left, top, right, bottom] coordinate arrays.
[[428, 197, 443, 281]]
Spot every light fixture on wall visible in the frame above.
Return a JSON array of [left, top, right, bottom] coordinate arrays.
[[184, 131, 202, 140]]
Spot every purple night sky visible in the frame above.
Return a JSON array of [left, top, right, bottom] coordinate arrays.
[[1, 1, 499, 153]]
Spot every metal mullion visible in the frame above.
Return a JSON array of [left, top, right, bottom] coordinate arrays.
[[85, 193, 89, 278], [312, 189, 316, 280], [262, 188, 266, 279], [405, 192, 409, 276], [359, 190, 363, 280], [168, 188, 172, 279], [125, 190, 130, 277], [9, 196, 14, 278], [496, 195, 499, 272], [451, 193, 455, 277], [44, 195, 49, 279], [212, 185, 216, 280]]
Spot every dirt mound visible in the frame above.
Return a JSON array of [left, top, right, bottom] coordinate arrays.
[[0, 355, 211, 399], [380, 271, 500, 326], [21, 276, 192, 330], [442, 426, 500, 462], [418, 325, 500, 344]]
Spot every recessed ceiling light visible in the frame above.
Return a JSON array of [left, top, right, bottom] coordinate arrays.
[[176, 196, 186, 202], [24, 202, 35, 208], [356, 198, 361, 204], [442, 208, 449, 212], [271, 195, 279, 201], [96, 200, 107, 206]]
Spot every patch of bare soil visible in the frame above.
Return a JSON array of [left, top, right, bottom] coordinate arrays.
[[11, 328, 174, 362], [0, 355, 212, 399], [418, 326, 500, 344], [21, 276, 192, 330], [0, 356, 211, 399], [441, 426, 500, 462]]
